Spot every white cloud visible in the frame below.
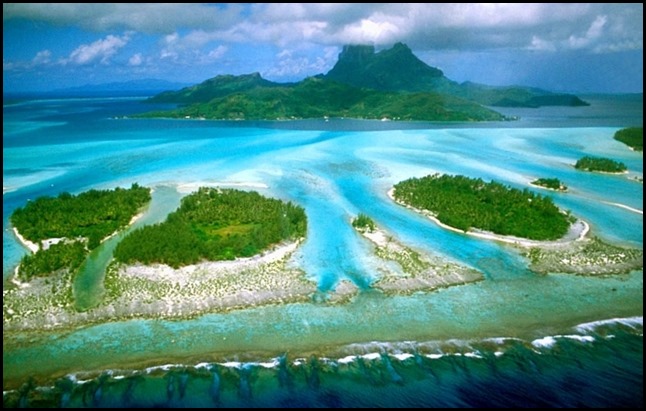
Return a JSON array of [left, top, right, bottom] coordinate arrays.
[[128, 53, 143, 66], [32, 50, 52, 64], [568, 16, 607, 49], [335, 18, 402, 45], [527, 36, 554, 52], [263, 46, 339, 80], [206, 45, 227, 60], [66, 34, 130, 65], [3, 3, 244, 34], [4, 3, 642, 55]]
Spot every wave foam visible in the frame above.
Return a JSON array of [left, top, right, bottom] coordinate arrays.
[[575, 316, 643, 333]]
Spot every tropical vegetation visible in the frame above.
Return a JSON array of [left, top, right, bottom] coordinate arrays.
[[114, 188, 307, 268], [352, 213, 376, 232], [613, 127, 642, 151], [11, 183, 151, 249], [18, 242, 87, 280], [11, 184, 151, 279], [574, 156, 627, 173], [393, 174, 573, 240], [141, 76, 505, 122], [531, 178, 567, 191]]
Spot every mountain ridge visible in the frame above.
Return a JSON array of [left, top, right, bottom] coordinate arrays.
[[143, 42, 589, 121], [323, 43, 588, 108]]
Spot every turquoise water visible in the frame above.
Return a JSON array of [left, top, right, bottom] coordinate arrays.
[[3, 95, 643, 406]]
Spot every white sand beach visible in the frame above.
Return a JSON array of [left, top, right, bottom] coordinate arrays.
[[387, 187, 589, 248]]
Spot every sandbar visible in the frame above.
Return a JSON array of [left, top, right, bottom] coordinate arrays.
[[354, 222, 483, 294]]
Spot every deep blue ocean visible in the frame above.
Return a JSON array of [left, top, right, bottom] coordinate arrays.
[[3, 94, 643, 407]]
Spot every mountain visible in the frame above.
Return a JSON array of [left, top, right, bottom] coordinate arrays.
[[325, 43, 447, 92], [324, 43, 588, 108], [139, 76, 505, 122], [143, 42, 589, 121], [148, 73, 279, 104]]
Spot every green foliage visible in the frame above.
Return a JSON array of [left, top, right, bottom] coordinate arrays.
[[147, 73, 278, 104], [574, 156, 627, 173], [614, 127, 642, 151], [352, 213, 376, 232], [140, 77, 505, 122], [144, 42, 587, 124], [11, 183, 151, 246], [531, 178, 567, 191], [114, 188, 307, 268], [12, 183, 151, 279], [18, 242, 87, 280], [393, 174, 572, 241]]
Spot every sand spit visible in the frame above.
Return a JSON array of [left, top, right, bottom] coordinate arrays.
[[354, 224, 483, 295]]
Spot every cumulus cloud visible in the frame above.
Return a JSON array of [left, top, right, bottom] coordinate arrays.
[[206, 45, 228, 60], [32, 50, 52, 65], [128, 53, 143, 66], [568, 15, 607, 49], [64, 34, 130, 65], [4, 3, 642, 54], [3, 3, 244, 34], [263, 46, 339, 79]]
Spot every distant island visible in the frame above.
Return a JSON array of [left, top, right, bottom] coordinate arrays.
[[614, 127, 643, 151], [530, 178, 568, 191], [392, 174, 573, 241], [139, 76, 505, 122], [140, 42, 588, 122], [574, 156, 628, 173]]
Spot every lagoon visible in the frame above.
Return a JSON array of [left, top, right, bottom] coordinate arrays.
[[2, 95, 643, 406]]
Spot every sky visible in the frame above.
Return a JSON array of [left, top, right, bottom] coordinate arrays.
[[3, 3, 643, 93]]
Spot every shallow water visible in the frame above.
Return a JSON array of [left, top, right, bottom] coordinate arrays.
[[3, 95, 643, 406]]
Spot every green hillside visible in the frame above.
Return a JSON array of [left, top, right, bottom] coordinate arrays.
[[614, 127, 643, 151], [142, 42, 588, 121], [140, 77, 505, 122]]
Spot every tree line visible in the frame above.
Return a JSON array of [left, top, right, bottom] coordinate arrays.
[[11, 184, 151, 279], [574, 156, 627, 173], [531, 178, 567, 191], [393, 174, 573, 241], [114, 188, 307, 268], [614, 127, 642, 151]]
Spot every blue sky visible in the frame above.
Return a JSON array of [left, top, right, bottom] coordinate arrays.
[[3, 3, 643, 93]]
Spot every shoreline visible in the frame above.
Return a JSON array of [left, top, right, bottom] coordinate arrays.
[[354, 223, 483, 294], [387, 187, 589, 248], [573, 167, 630, 175], [387, 187, 642, 275], [12, 227, 39, 253], [174, 180, 269, 193], [12, 209, 148, 255], [528, 181, 568, 192], [4, 239, 359, 332]]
